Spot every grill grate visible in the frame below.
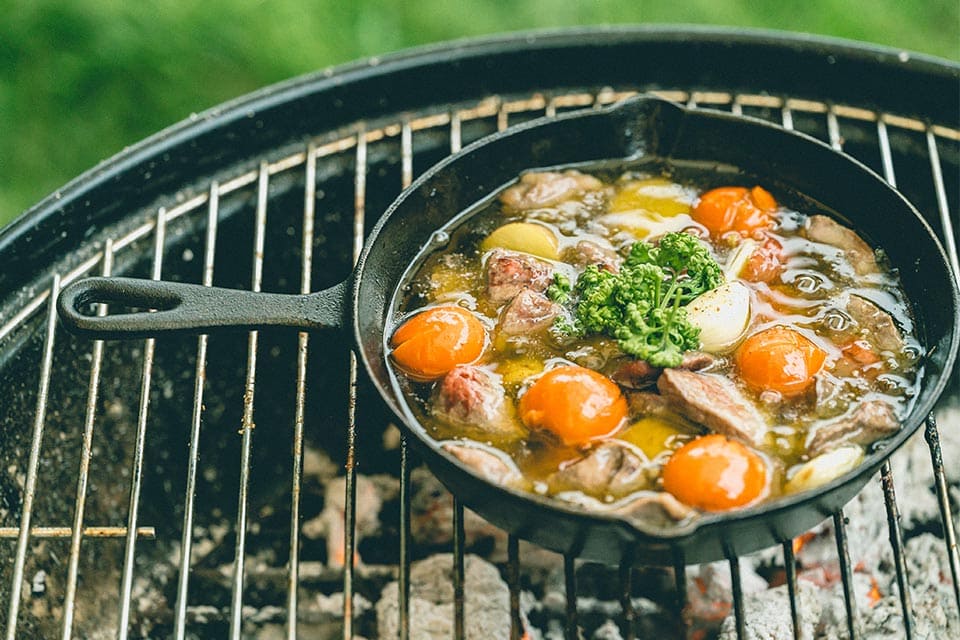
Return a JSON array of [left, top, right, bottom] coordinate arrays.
[[1, 84, 959, 639]]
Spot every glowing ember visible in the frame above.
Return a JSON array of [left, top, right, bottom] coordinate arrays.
[[792, 531, 817, 554], [867, 576, 882, 607]]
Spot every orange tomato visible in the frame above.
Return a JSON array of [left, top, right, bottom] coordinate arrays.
[[735, 327, 826, 397], [391, 306, 486, 380], [662, 434, 768, 511], [519, 366, 627, 446], [693, 186, 777, 238]]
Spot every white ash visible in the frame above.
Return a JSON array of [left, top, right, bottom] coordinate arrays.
[[30, 570, 46, 595], [247, 624, 287, 640], [376, 553, 514, 639], [895, 533, 957, 598], [302, 444, 340, 481], [690, 559, 769, 601], [300, 591, 372, 622], [186, 605, 221, 624], [240, 594, 372, 640], [298, 466, 521, 568], [817, 576, 957, 640], [680, 559, 769, 634], [246, 605, 286, 624], [536, 591, 663, 619], [408, 466, 508, 556], [717, 580, 821, 640], [301, 474, 392, 568], [251, 625, 370, 640], [187, 522, 230, 565], [382, 422, 403, 450], [717, 534, 959, 637], [592, 619, 624, 639], [525, 560, 678, 638]]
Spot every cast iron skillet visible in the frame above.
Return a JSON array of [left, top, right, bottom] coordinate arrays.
[[57, 96, 959, 565]]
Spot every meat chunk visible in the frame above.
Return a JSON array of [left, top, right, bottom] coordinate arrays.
[[485, 249, 553, 304], [613, 351, 716, 390], [804, 215, 879, 275], [548, 442, 652, 497], [500, 170, 605, 211], [499, 289, 561, 334], [806, 399, 899, 457], [680, 350, 717, 371], [434, 366, 513, 433], [627, 391, 674, 419], [613, 359, 660, 389], [657, 369, 767, 446], [442, 442, 522, 486], [845, 295, 903, 352], [565, 239, 623, 273]]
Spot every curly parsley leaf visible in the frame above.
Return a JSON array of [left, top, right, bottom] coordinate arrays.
[[566, 232, 723, 367], [545, 272, 573, 304]]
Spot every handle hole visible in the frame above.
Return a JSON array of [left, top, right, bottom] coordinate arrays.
[[73, 301, 162, 318]]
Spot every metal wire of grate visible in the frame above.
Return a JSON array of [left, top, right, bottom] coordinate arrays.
[[2, 88, 959, 639]]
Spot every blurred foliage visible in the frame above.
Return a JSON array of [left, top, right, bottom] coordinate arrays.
[[1, 0, 957, 226]]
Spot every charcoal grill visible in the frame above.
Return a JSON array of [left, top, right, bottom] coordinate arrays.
[[1, 27, 958, 639]]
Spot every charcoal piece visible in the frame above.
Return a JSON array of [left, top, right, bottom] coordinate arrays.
[[376, 553, 516, 639]]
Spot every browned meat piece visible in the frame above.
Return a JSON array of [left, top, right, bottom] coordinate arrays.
[[614, 491, 695, 522], [627, 391, 674, 419], [499, 289, 561, 334], [500, 170, 604, 211], [845, 295, 904, 352], [565, 239, 623, 273], [548, 442, 652, 497], [441, 442, 522, 486], [804, 215, 879, 275], [485, 249, 553, 304], [613, 351, 716, 389], [613, 359, 660, 389], [806, 399, 899, 457], [681, 350, 717, 370], [434, 366, 512, 431], [657, 369, 767, 446]]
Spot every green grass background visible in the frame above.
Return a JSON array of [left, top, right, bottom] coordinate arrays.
[[1, 0, 957, 228]]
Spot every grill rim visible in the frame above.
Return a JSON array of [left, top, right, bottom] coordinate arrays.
[[2, 25, 959, 299]]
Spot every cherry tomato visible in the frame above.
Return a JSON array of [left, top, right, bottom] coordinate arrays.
[[735, 326, 826, 397], [662, 434, 768, 511], [519, 366, 627, 446], [391, 306, 486, 380], [693, 186, 777, 238]]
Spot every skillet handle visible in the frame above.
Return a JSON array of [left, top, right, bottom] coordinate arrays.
[[57, 276, 348, 340]]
